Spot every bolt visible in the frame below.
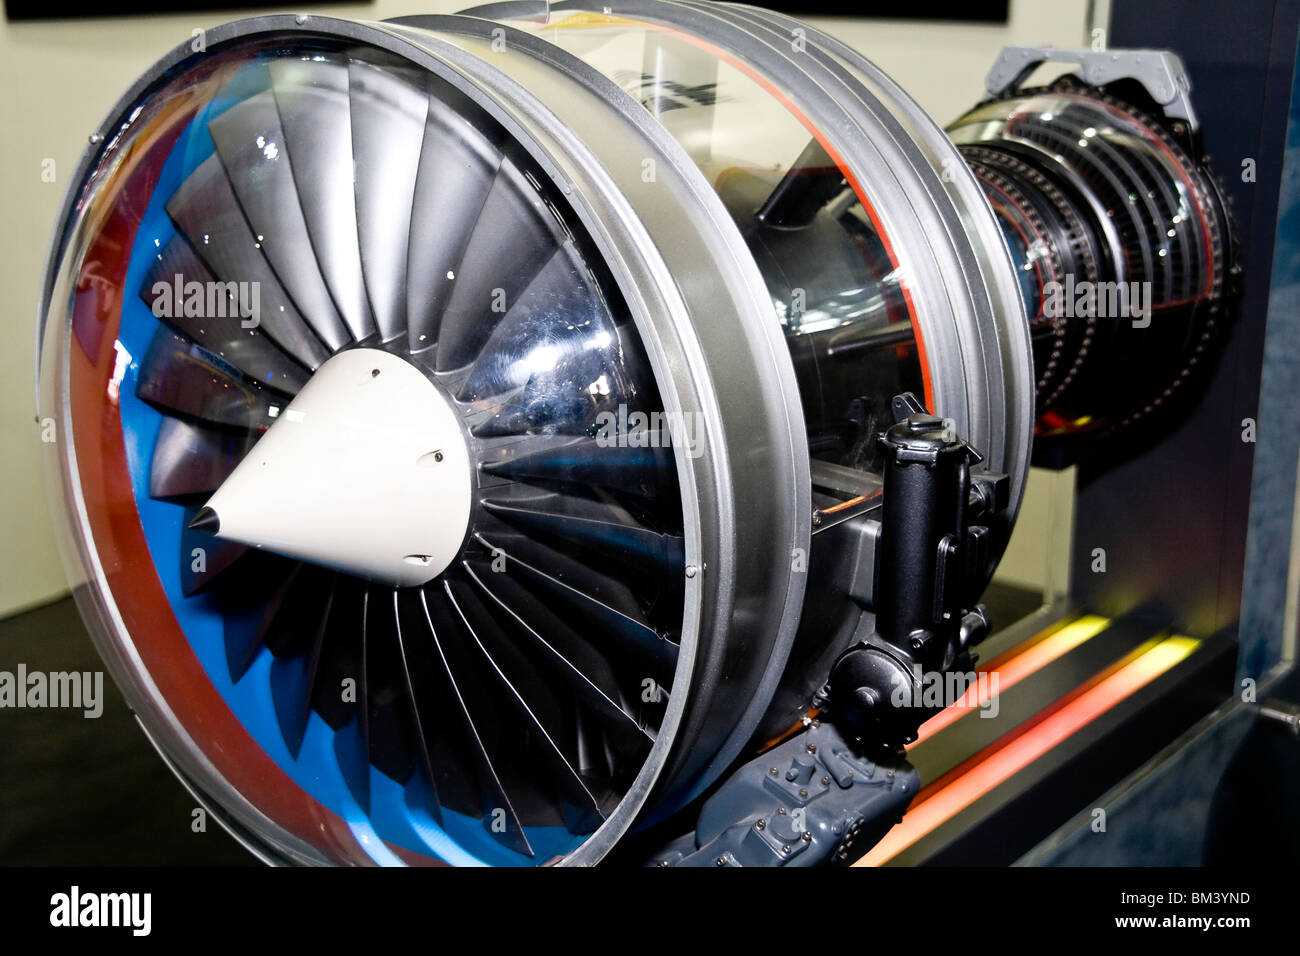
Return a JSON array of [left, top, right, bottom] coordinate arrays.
[[755, 819, 766, 830], [715, 856, 727, 866], [798, 789, 808, 799], [685, 564, 698, 579], [853, 687, 880, 712], [806, 743, 817, 754], [801, 831, 812, 843], [782, 845, 791, 854], [434, 450, 444, 462], [295, 14, 308, 24], [776, 807, 786, 815], [769, 767, 779, 776], [821, 776, 830, 787]]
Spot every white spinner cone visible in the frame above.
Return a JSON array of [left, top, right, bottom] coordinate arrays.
[[194, 348, 473, 587]]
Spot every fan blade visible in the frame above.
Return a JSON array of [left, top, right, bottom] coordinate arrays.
[[467, 347, 639, 439], [391, 590, 447, 824], [348, 61, 427, 342], [165, 154, 331, 370], [469, 387, 604, 439], [142, 235, 310, 393], [269, 57, 376, 342], [269, 574, 335, 759], [405, 97, 502, 353], [435, 159, 564, 371], [208, 90, 352, 352], [135, 328, 279, 429], [474, 532, 678, 687], [254, 563, 334, 757], [364, 589, 416, 783], [456, 242, 609, 401], [333, 713, 371, 814], [149, 416, 254, 501], [481, 434, 675, 503], [212, 551, 301, 683], [443, 579, 606, 833], [462, 558, 656, 748], [331, 584, 373, 812], [417, 587, 533, 856], [482, 495, 685, 582], [261, 564, 335, 658], [310, 576, 367, 731]]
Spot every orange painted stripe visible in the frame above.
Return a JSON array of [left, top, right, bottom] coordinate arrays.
[[911, 615, 1109, 744], [856, 634, 1199, 866]]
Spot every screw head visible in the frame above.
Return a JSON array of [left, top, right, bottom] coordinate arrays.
[[755, 819, 766, 830], [801, 831, 813, 843]]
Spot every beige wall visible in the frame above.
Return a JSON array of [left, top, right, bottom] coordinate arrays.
[[810, 0, 1093, 125], [0, 0, 1089, 617]]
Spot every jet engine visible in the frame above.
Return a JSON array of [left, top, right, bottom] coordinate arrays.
[[36, 1, 1233, 865]]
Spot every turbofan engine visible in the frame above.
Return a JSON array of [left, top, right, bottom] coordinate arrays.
[[36, 1, 1232, 865]]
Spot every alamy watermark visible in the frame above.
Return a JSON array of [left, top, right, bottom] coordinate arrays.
[[50, 886, 151, 936], [150, 273, 260, 329], [595, 404, 706, 459], [890, 664, 1000, 718], [1043, 275, 1153, 329], [0, 664, 103, 718]]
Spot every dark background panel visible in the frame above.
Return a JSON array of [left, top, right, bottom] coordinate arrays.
[[1073, 0, 1300, 646]]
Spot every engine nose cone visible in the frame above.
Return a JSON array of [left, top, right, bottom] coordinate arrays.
[[195, 347, 472, 587]]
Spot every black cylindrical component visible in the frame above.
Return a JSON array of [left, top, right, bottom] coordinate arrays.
[[874, 413, 972, 665], [828, 409, 983, 752]]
